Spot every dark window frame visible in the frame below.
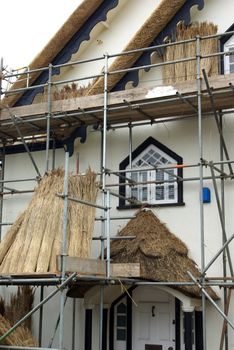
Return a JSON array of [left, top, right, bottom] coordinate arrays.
[[220, 23, 234, 74], [118, 137, 184, 209]]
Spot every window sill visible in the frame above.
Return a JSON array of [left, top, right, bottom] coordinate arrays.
[[117, 202, 185, 210]]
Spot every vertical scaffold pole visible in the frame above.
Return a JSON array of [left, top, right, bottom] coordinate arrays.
[[59, 151, 69, 350], [0, 144, 5, 241], [129, 124, 133, 198], [99, 53, 109, 350], [45, 64, 53, 173], [219, 113, 228, 350], [196, 35, 206, 350], [0, 59, 5, 241]]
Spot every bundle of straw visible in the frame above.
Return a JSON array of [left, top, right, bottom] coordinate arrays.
[[38, 79, 99, 103], [0, 286, 36, 346], [4, 286, 34, 330], [0, 168, 98, 274], [163, 21, 218, 83], [0, 315, 37, 346]]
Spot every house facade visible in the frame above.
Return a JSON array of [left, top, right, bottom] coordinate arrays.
[[1, 0, 234, 349]]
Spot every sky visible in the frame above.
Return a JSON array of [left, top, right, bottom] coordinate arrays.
[[0, 0, 82, 70]]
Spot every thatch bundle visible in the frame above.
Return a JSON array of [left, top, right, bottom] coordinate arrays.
[[110, 210, 217, 299], [0, 169, 98, 274], [39, 79, 98, 103], [0, 286, 36, 346], [0, 315, 37, 346], [163, 22, 218, 84], [0, 286, 34, 330]]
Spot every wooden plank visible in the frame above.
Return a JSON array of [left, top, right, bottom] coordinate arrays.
[[58, 257, 106, 275], [111, 263, 140, 277], [57, 256, 140, 277], [1, 73, 234, 121]]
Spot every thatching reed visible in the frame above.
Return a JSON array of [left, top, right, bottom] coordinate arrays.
[[1, 286, 34, 330], [3, 0, 103, 107], [0, 315, 37, 346], [163, 22, 218, 84], [86, 0, 187, 95], [0, 168, 98, 274], [110, 210, 218, 299], [0, 286, 36, 346], [39, 78, 98, 102]]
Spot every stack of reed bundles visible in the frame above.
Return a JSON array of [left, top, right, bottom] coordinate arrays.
[[0, 168, 98, 274], [163, 22, 218, 84]]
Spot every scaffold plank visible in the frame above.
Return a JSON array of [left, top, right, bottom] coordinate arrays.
[[1, 74, 234, 141]]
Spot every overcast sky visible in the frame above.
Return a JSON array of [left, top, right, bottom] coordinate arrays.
[[1, 0, 81, 70]]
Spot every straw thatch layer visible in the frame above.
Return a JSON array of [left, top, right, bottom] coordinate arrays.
[[87, 0, 187, 95], [40, 79, 98, 103], [2, 0, 187, 108], [110, 210, 218, 299], [2, 0, 103, 107], [0, 169, 98, 274], [163, 22, 218, 84]]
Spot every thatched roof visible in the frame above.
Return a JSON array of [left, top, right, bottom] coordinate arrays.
[[2, 0, 102, 107], [87, 0, 187, 95], [3, 0, 188, 107], [110, 210, 218, 299]]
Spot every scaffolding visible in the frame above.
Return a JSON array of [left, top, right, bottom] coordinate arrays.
[[0, 30, 234, 350]]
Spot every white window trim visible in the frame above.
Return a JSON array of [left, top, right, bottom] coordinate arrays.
[[115, 301, 127, 348], [126, 144, 179, 205], [224, 35, 234, 74]]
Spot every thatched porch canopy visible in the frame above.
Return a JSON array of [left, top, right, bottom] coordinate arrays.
[[109, 210, 218, 299]]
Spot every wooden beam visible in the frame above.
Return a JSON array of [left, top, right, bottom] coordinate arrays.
[[1, 73, 234, 121], [1, 74, 234, 141], [57, 256, 140, 277]]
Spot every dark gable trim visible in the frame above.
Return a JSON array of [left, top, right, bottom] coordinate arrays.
[[195, 311, 203, 350], [175, 298, 181, 350], [119, 136, 183, 208], [112, 0, 204, 91], [15, 0, 119, 106], [1, 140, 64, 155], [102, 309, 108, 350], [184, 312, 193, 350], [126, 290, 132, 350], [220, 23, 234, 74], [85, 309, 92, 350], [109, 305, 114, 350]]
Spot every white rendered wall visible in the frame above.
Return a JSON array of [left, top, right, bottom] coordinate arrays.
[[2, 113, 234, 348], [2, 0, 234, 348]]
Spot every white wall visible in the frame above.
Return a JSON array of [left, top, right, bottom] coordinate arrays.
[[1, 0, 234, 348]]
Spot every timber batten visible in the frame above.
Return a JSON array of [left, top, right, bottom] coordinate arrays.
[[1, 73, 234, 142]]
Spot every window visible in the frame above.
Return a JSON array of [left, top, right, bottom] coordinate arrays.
[[116, 302, 127, 341], [224, 37, 234, 74], [220, 24, 234, 74], [119, 137, 183, 208]]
